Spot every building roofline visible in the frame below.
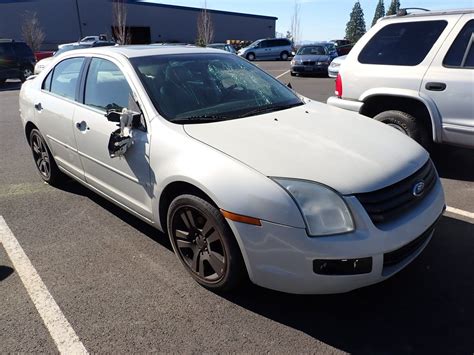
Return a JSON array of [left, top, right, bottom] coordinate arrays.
[[120, 0, 278, 20]]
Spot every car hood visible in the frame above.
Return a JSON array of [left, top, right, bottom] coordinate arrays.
[[183, 102, 428, 195], [294, 54, 330, 62]]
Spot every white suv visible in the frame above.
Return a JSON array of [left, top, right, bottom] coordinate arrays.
[[327, 9, 474, 149]]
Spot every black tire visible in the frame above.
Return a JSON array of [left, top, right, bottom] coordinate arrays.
[[20, 66, 33, 83], [167, 194, 246, 292], [246, 53, 256, 61], [29, 129, 65, 186], [374, 110, 431, 149], [280, 51, 289, 61], [290, 71, 296, 76]]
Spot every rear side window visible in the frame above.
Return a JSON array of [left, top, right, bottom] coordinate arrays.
[[50, 58, 84, 100], [0, 43, 14, 56], [358, 20, 447, 66], [84, 58, 132, 111], [13, 43, 34, 57], [443, 20, 474, 68]]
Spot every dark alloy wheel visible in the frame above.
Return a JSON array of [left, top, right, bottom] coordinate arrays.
[[167, 195, 246, 291], [29, 129, 64, 185], [20, 67, 33, 82]]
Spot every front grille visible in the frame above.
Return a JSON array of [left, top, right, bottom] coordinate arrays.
[[383, 223, 436, 267], [356, 160, 437, 225], [302, 60, 315, 65]]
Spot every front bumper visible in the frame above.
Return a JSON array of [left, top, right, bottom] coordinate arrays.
[[291, 64, 329, 73], [225, 179, 445, 294]]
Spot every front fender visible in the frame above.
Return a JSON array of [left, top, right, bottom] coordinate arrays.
[[149, 124, 305, 231], [359, 88, 442, 142]]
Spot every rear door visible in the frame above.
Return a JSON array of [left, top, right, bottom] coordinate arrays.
[[73, 56, 153, 219], [421, 15, 474, 148], [36, 57, 86, 179]]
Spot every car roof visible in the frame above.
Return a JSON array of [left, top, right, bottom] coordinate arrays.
[[61, 45, 229, 58], [381, 8, 473, 21]]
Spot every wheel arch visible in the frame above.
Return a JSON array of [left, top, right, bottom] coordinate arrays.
[[24, 121, 38, 146], [359, 89, 442, 143]]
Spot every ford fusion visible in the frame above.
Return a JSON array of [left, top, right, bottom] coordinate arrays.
[[19, 46, 445, 294]]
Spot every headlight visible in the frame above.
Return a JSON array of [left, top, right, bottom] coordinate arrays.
[[273, 178, 354, 236], [291, 60, 302, 65], [330, 62, 341, 68]]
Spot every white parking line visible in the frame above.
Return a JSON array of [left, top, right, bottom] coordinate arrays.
[[276, 69, 291, 79], [446, 206, 474, 220], [0, 216, 88, 354]]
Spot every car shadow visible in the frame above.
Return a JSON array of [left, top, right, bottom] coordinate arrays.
[[220, 216, 474, 354], [0, 265, 14, 281], [431, 145, 474, 182], [0, 81, 22, 92], [56, 179, 172, 252]]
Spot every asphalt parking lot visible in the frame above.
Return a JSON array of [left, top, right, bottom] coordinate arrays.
[[1, 61, 473, 353]]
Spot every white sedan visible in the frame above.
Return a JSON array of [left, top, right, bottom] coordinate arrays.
[[19, 46, 445, 294]]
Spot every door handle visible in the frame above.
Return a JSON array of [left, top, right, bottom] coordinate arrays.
[[425, 82, 446, 91], [34, 102, 43, 111], [75, 121, 89, 131]]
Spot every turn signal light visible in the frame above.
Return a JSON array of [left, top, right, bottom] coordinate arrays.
[[220, 209, 261, 226]]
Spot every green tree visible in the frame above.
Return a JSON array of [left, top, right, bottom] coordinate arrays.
[[386, 0, 400, 16], [371, 0, 385, 27], [345, 1, 366, 43]]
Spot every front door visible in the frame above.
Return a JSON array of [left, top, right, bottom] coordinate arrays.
[[73, 57, 153, 219], [421, 16, 474, 148]]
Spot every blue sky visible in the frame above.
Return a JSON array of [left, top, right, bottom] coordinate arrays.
[[150, 0, 474, 40]]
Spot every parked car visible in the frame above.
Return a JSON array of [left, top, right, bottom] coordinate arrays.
[[237, 38, 292, 61], [328, 9, 474, 149], [328, 55, 347, 78], [207, 43, 237, 54], [20, 46, 445, 294], [34, 51, 55, 61], [290, 44, 334, 76], [330, 39, 352, 47], [58, 35, 109, 49], [0, 39, 36, 83], [34, 41, 115, 74]]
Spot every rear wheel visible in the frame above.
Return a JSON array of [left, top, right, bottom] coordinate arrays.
[[167, 194, 246, 292], [20, 66, 33, 82], [246, 53, 255, 61], [29, 129, 65, 185], [280, 51, 289, 61], [374, 110, 431, 149]]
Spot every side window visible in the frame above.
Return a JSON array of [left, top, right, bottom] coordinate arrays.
[[50, 57, 84, 100], [358, 20, 448, 66], [84, 58, 132, 111], [443, 20, 474, 68], [259, 41, 268, 48], [0, 43, 14, 56]]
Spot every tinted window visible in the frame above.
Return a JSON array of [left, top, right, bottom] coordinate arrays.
[[0, 43, 14, 56], [258, 41, 268, 48], [359, 21, 447, 66], [84, 58, 132, 111], [13, 43, 33, 57], [444, 20, 474, 68], [50, 58, 84, 100], [297, 46, 326, 55]]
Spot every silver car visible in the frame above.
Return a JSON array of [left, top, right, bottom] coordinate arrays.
[[237, 38, 292, 61], [19, 46, 445, 294]]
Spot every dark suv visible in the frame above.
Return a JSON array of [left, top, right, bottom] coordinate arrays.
[[0, 39, 36, 84]]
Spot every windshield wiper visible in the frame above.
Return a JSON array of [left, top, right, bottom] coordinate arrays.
[[170, 115, 230, 124], [240, 102, 304, 118]]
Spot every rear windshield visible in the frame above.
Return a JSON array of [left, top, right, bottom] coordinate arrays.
[[358, 20, 447, 66]]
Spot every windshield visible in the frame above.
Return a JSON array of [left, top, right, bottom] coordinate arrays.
[[131, 53, 302, 123], [297, 46, 326, 55]]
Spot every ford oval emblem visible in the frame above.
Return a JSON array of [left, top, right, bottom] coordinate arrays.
[[412, 181, 425, 197]]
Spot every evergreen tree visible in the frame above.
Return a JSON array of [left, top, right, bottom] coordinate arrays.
[[386, 0, 400, 16], [371, 0, 385, 27], [345, 1, 366, 43]]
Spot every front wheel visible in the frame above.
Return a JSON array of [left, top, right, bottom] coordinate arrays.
[[167, 195, 246, 292], [246, 53, 255, 61], [374, 110, 431, 149], [29, 129, 65, 185]]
